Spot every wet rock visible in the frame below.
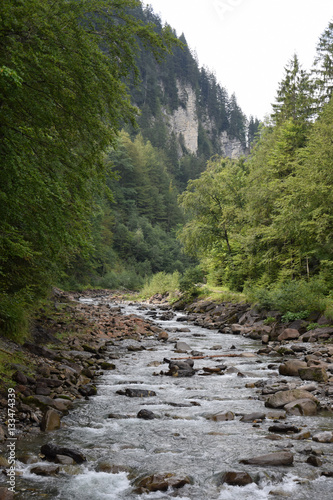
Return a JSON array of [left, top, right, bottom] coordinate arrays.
[[265, 389, 318, 408], [240, 412, 266, 423], [220, 471, 253, 486], [137, 409, 156, 420], [298, 367, 328, 383], [268, 424, 300, 434], [95, 462, 130, 474], [158, 331, 168, 341], [312, 431, 333, 443], [307, 455, 322, 467], [284, 399, 318, 416], [278, 329, 300, 342], [23, 342, 57, 359], [175, 341, 191, 353], [240, 451, 294, 466], [279, 360, 308, 377], [41, 443, 86, 463], [100, 362, 116, 370], [79, 384, 97, 397], [206, 411, 235, 422], [121, 388, 157, 398], [133, 473, 191, 493], [16, 453, 39, 464], [55, 454, 75, 465], [31, 465, 60, 476], [0, 487, 14, 500], [40, 409, 61, 431], [166, 359, 195, 377]]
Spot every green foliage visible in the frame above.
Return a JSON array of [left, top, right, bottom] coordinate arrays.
[[140, 271, 180, 298], [263, 316, 276, 325], [0, 0, 177, 336], [281, 311, 309, 323], [247, 279, 327, 315], [179, 266, 206, 297]]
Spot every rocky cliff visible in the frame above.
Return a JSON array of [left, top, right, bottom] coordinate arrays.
[[166, 81, 247, 158]]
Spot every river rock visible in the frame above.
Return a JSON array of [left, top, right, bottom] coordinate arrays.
[[206, 411, 235, 422], [240, 451, 294, 466], [134, 473, 191, 493], [278, 329, 300, 342], [137, 409, 156, 420], [298, 367, 328, 383], [312, 431, 333, 443], [220, 471, 253, 486], [55, 454, 75, 465], [41, 443, 86, 463], [30, 465, 60, 476], [167, 359, 195, 377], [122, 388, 156, 398], [307, 455, 322, 467], [0, 487, 14, 500], [240, 412, 266, 422], [79, 383, 97, 397], [40, 409, 61, 431], [279, 360, 308, 377], [268, 424, 300, 434], [175, 341, 191, 353], [284, 398, 318, 416], [265, 389, 318, 408]]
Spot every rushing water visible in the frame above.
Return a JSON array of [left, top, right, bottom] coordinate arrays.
[[12, 300, 333, 499]]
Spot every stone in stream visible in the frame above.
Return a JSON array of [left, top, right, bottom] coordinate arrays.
[[206, 411, 234, 422], [137, 409, 156, 420], [117, 388, 157, 398], [41, 443, 86, 464], [40, 409, 61, 432], [220, 471, 253, 486], [284, 398, 318, 416], [307, 455, 323, 467], [265, 389, 318, 408], [133, 473, 191, 493], [240, 412, 266, 423], [166, 359, 195, 377], [240, 451, 294, 466], [268, 424, 300, 434], [30, 465, 60, 476], [312, 431, 333, 443], [175, 341, 191, 353]]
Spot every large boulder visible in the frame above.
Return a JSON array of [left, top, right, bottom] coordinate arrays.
[[40, 409, 61, 432], [134, 473, 191, 493], [279, 360, 307, 377], [284, 398, 318, 416], [298, 367, 328, 383], [277, 328, 300, 342], [220, 471, 253, 486], [41, 443, 86, 464], [265, 389, 318, 408]]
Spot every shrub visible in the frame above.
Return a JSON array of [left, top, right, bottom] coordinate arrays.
[[140, 271, 180, 298], [247, 278, 327, 314]]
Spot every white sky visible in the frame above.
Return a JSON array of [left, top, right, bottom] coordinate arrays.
[[145, 0, 333, 120]]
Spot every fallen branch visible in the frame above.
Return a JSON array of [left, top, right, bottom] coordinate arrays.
[[169, 353, 243, 360]]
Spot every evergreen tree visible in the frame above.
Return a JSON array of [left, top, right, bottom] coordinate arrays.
[[313, 20, 333, 110], [272, 54, 313, 124]]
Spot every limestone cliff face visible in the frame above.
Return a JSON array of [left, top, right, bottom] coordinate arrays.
[[165, 81, 246, 158], [168, 84, 198, 155]]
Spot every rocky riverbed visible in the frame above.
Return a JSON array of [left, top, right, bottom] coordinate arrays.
[[0, 290, 333, 499]]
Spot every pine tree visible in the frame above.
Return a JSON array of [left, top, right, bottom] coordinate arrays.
[[312, 20, 333, 111], [272, 54, 313, 124]]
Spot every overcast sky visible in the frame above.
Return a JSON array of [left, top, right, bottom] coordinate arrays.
[[144, 0, 333, 120]]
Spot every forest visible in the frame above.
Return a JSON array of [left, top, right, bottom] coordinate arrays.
[[1, 0, 333, 338]]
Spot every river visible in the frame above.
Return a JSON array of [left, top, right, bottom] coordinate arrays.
[[14, 299, 333, 499]]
